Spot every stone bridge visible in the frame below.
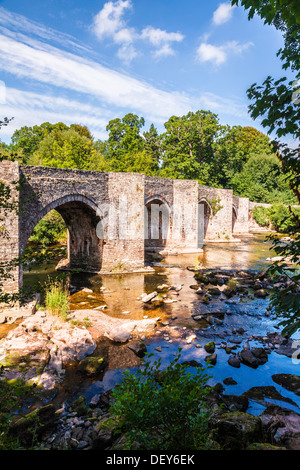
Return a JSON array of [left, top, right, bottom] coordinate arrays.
[[0, 160, 250, 292]]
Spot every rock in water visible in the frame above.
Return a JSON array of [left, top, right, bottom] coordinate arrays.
[[128, 342, 147, 358], [141, 291, 158, 303]]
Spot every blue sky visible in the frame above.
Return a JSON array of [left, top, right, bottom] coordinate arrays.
[[0, 0, 292, 144]]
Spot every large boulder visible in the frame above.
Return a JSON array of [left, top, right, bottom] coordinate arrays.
[[78, 356, 106, 376], [8, 404, 56, 447], [272, 374, 300, 397], [208, 411, 263, 449], [260, 404, 300, 450]]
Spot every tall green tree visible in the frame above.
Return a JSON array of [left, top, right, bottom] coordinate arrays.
[[143, 123, 161, 166], [160, 110, 222, 184], [11, 122, 69, 162], [29, 128, 98, 170], [103, 113, 159, 174], [231, 153, 296, 203], [213, 125, 275, 188]]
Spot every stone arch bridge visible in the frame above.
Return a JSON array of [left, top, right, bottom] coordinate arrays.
[[1, 161, 250, 292]]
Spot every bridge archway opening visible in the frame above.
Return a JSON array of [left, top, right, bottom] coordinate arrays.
[[198, 199, 211, 239], [144, 197, 170, 251], [232, 206, 238, 232], [23, 196, 104, 276]]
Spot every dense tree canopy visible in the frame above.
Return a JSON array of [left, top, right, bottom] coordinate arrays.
[[0, 109, 296, 205]]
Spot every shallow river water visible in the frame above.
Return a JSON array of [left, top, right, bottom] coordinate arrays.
[[21, 233, 300, 415]]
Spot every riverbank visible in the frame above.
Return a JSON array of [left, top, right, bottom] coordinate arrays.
[[1, 234, 300, 450]]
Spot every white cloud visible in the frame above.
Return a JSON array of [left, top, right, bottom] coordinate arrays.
[[0, 87, 113, 141], [197, 43, 227, 65], [92, 2, 184, 62], [141, 26, 184, 58], [141, 27, 184, 47], [0, 32, 192, 123], [92, 0, 138, 63], [197, 40, 253, 65], [92, 0, 133, 40], [212, 2, 235, 26], [0, 6, 91, 54]]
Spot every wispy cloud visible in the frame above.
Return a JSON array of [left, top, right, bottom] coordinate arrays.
[[0, 6, 91, 54], [0, 29, 192, 132], [212, 2, 236, 26], [1, 87, 113, 140], [197, 40, 253, 65]]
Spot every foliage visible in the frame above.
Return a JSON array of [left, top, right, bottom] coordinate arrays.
[[231, 0, 300, 28], [11, 122, 69, 162], [0, 375, 37, 450], [233, 0, 300, 335], [232, 154, 296, 203], [29, 128, 98, 170], [213, 125, 275, 188], [45, 278, 69, 320], [253, 203, 300, 232], [159, 110, 222, 184], [252, 205, 270, 227], [109, 349, 213, 450], [29, 210, 67, 246]]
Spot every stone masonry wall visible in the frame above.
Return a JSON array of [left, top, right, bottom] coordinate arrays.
[[0, 160, 20, 293], [233, 195, 250, 234], [198, 185, 234, 241], [0, 161, 251, 293]]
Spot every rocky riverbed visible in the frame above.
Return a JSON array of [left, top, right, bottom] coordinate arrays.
[[1, 259, 300, 450]]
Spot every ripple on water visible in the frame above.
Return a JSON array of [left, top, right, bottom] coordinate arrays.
[[17, 233, 300, 413]]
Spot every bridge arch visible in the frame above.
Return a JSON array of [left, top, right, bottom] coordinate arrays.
[[22, 194, 104, 273], [198, 198, 212, 239], [144, 195, 171, 250], [232, 204, 238, 232]]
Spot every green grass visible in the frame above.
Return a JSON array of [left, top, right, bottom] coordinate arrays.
[[45, 279, 69, 321]]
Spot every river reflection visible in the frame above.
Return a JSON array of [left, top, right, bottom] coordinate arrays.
[[18, 233, 300, 414], [23, 234, 276, 321]]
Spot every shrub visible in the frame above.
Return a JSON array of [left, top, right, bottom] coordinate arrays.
[[252, 205, 270, 227], [253, 203, 300, 233], [268, 203, 300, 233], [109, 349, 213, 450]]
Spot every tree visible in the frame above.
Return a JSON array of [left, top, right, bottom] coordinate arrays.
[[102, 113, 160, 175], [231, 153, 296, 203], [213, 125, 275, 188], [11, 122, 68, 162], [30, 128, 98, 170], [160, 110, 222, 183], [143, 123, 161, 166], [231, 0, 300, 28], [105, 113, 146, 171], [232, 0, 300, 336]]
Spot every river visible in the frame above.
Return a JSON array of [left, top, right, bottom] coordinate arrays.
[[19, 233, 300, 415]]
